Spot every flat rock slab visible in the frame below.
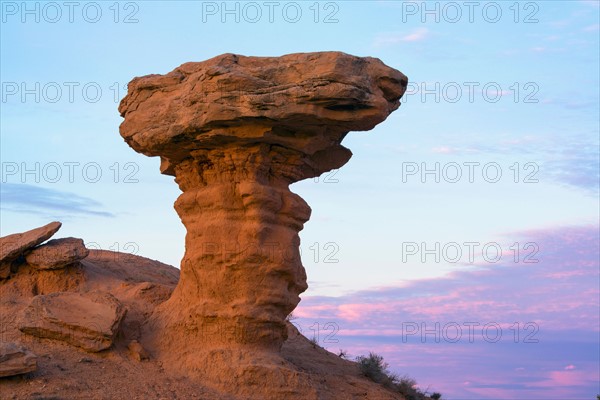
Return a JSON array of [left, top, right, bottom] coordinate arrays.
[[0, 221, 62, 263], [0, 221, 62, 278], [0, 343, 37, 378], [19, 291, 126, 352], [25, 237, 89, 270]]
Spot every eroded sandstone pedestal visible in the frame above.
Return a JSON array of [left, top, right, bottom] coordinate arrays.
[[119, 52, 406, 391]]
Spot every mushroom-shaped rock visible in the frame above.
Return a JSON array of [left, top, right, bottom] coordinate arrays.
[[119, 52, 406, 373], [19, 291, 126, 352], [25, 237, 89, 270], [119, 52, 407, 177], [0, 222, 62, 278]]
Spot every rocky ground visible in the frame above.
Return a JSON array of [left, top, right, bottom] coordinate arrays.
[[0, 223, 405, 400]]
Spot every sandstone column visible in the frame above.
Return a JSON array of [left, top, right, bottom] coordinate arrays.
[[119, 52, 407, 353]]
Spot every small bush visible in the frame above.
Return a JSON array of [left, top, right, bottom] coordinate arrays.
[[356, 352, 392, 385], [356, 352, 442, 400], [396, 375, 422, 400], [337, 349, 349, 359]]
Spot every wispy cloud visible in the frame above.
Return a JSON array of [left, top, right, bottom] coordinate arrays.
[[401, 27, 429, 42], [540, 138, 600, 194], [425, 133, 599, 194], [579, 0, 600, 8], [431, 146, 456, 154], [374, 28, 429, 47], [0, 183, 114, 218]]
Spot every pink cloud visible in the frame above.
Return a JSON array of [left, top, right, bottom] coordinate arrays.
[[294, 224, 600, 399], [532, 368, 595, 388], [337, 303, 393, 321], [293, 304, 336, 318]]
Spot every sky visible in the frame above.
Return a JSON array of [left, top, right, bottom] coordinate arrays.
[[1, 1, 599, 398]]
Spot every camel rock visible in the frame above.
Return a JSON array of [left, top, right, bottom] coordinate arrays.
[[119, 52, 406, 397]]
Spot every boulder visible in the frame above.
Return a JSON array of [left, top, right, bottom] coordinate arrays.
[[0, 221, 62, 278], [19, 291, 126, 352], [0, 343, 37, 378], [25, 238, 89, 270]]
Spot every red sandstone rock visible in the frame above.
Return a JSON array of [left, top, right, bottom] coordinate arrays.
[[1, 249, 404, 399], [25, 237, 89, 270], [0, 222, 61, 279], [19, 291, 126, 352], [0, 343, 37, 378], [119, 52, 407, 398]]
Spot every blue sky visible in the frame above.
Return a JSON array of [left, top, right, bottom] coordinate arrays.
[[1, 1, 599, 398]]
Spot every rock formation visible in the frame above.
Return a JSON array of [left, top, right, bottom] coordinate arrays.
[[118, 51, 406, 394], [25, 238, 89, 270], [0, 52, 409, 400], [0, 343, 37, 378], [0, 224, 409, 399], [0, 222, 90, 281], [19, 291, 126, 352], [0, 221, 61, 278]]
